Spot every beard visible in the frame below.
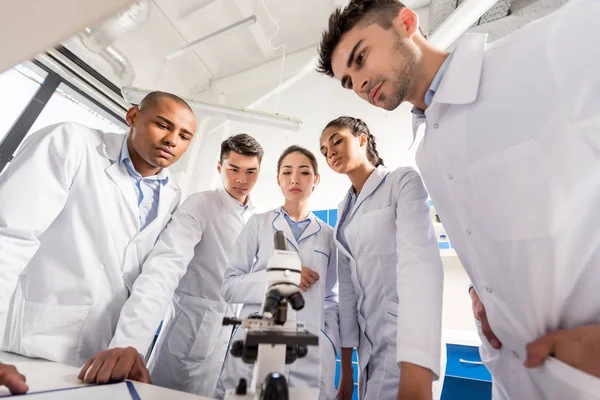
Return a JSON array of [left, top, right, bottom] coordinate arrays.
[[381, 34, 418, 111]]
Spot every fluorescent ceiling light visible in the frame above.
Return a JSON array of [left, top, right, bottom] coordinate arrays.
[[166, 15, 256, 61], [122, 86, 302, 131], [428, 0, 499, 49]]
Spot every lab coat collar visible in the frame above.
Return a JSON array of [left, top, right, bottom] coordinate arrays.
[[410, 33, 487, 142], [100, 131, 127, 161], [103, 133, 139, 215], [296, 212, 321, 244], [102, 132, 179, 226], [271, 209, 321, 252], [349, 165, 389, 219], [272, 209, 300, 251], [431, 33, 487, 106], [216, 186, 254, 213]]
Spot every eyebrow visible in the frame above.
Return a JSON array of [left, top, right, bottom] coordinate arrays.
[[229, 163, 258, 171], [340, 39, 363, 88], [157, 115, 193, 136], [282, 165, 310, 169], [320, 132, 340, 152]]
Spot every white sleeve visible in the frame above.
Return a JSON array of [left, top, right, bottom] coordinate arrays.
[[323, 235, 340, 354], [0, 123, 82, 319], [548, 0, 600, 124], [109, 194, 208, 355], [394, 169, 444, 379], [221, 215, 266, 304]]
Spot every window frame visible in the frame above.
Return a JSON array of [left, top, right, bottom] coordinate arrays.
[[0, 58, 128, 172]]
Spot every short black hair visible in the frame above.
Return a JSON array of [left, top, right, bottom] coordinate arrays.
[[220, 134, 264, 163], [138, 91, 193, 114], [316, 0, 407, 77]]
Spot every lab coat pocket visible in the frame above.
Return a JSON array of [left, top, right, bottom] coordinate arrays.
[[312, 246, 330, 277], [384, 302, 398, 347], [21, 300, 91, 363], [358, 206, 396, 255], [167, 307, 221, 362], [542, 357, 600, 400], [319, 329, 338, 399], [466, 139, 564, 241]]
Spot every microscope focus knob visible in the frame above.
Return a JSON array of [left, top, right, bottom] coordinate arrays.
[[236, 378, 248, 395], [231, 340, 244, 358], [297, 344, 308, 359]]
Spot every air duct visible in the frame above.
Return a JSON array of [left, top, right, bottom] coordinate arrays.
[[429, 0, 511, 34], [79, 0, 151, 86]]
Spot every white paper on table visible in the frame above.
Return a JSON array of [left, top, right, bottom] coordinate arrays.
[[2, 382, 137, 399], [0, 361, 86, 397]]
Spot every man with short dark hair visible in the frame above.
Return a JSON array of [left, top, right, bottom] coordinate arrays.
[[317, 0, 600, 399], [0, 90, 197, 388], [124, 134, 264, 397]]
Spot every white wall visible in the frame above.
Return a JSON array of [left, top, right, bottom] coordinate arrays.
[[178, 70, 419, 213]]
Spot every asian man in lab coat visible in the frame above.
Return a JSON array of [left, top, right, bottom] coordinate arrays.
[[136, 134, 263, 398], [317, 0, 600, 399], [0, 91, 197, 386]]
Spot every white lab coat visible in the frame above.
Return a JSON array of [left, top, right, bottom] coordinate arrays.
[[216, 209, 340, 400], [335, 166, 445, 400], [414, 1, 600, 398], [147, 188, 255, 397], [0, 122, 180, 367]]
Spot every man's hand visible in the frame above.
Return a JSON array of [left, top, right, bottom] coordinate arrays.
[[397, 363, 432, 400], [78, 347, 151, 384], [338, 348, 354, 400], [524, 325, 600, 378], [470, 287, 502, 349], [300, 267, 319, 292], [0, 363, 28, 394]]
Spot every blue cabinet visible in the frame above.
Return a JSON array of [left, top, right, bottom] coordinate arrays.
[[332, 345, 492, 400], [441, 344, 492, 400]]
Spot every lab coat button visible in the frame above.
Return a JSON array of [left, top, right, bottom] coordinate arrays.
[[485, 287, 492, 293], [434, 123, 439, 129], [448, 174, 453, 180], [512, 351, 519, 359], [466, 229, 472, 235]]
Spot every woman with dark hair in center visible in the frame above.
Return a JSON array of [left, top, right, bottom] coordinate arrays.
[[319, 116, 446, 400], [216, 145, 340, 399]]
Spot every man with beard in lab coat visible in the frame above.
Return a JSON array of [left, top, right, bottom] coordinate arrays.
[[316, 0, 600, 399], [0, 91, 197, 387], [133, 134, 263, 398]]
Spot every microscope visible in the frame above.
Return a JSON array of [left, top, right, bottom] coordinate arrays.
[[222, 231, 319, 400]]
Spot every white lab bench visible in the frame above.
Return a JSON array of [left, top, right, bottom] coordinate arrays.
[[0, 351, 214, 399]]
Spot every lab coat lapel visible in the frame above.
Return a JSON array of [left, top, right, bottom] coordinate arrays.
[[272, 209, 299, 252], [297, 214, 321, 244], [347, 165, 389, 221], [333, 196, 354, 261], [139, 181, 179, 235], [101, 133, 139, 221]]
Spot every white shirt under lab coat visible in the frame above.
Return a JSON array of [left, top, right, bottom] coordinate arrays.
[[216, 209, 340, 400], [334, 166, 445, 400], [414, 1, 600, 398], [147, 188, 255, 397], [0, 122, 180, 367]]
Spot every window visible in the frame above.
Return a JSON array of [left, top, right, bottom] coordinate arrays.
[[0, 62, 47, 145], [28, 83, 126, 135]]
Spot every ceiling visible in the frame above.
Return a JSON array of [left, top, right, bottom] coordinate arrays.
[[60, 0, 561, 113]]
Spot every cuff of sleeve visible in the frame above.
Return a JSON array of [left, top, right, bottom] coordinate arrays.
[[396, 346, 441, 381]]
